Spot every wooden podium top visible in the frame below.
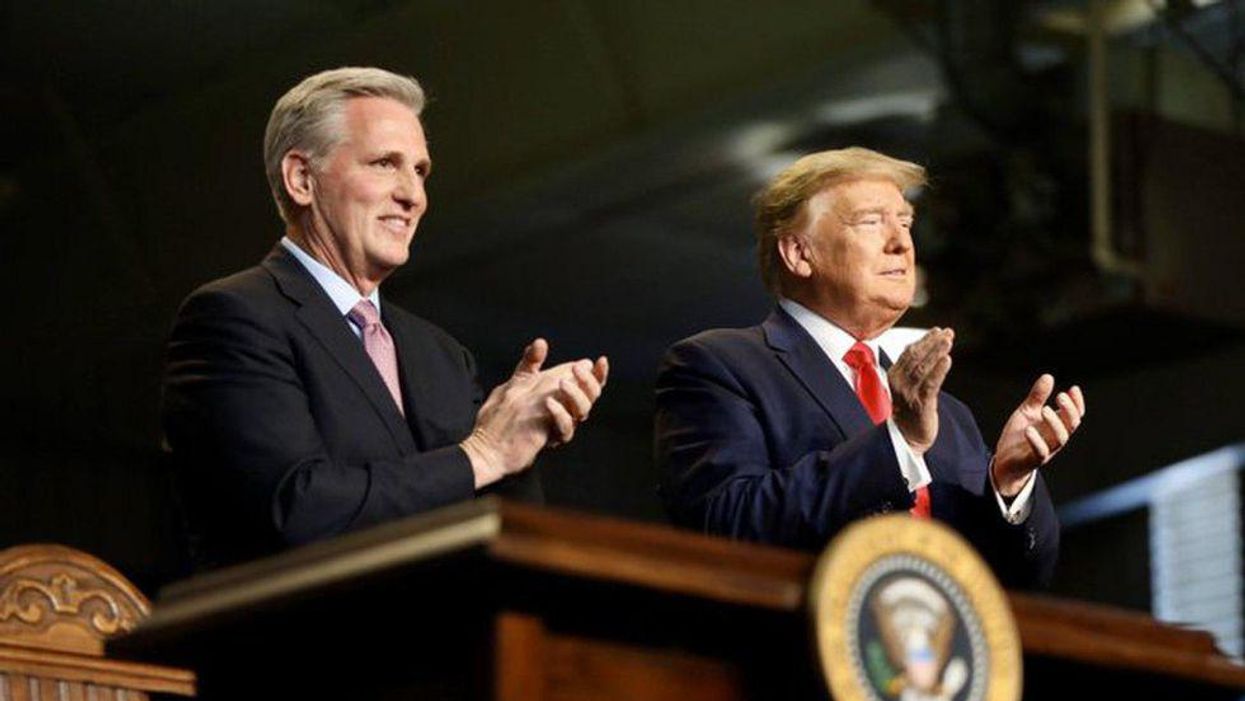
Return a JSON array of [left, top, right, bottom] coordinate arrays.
[[112, 498, 1245, 692]]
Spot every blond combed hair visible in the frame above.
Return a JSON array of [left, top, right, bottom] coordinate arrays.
[[263, 67, 426, 224], [753, 147, 926, 293]]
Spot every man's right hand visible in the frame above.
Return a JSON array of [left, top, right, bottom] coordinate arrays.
[[460, 338, 608, 489], [887, 328, 954, 455]]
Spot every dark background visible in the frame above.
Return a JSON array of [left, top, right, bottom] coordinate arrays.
[[3, 0, 1244, 634]]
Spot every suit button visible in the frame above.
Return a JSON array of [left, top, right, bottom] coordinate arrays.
[[877, 501, 893, 514], [1025, 526, 1037, 551]]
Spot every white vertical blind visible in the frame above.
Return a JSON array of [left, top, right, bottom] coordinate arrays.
[[1150, 451, 1243, 657]]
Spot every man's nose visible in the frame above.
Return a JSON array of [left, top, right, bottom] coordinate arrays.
[[885, 217, 912, 251], [393, 170, 426, 211]]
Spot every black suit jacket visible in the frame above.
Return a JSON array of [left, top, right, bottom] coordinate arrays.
[[655, 307, 1058, 588], [162, 244, 539, 568]]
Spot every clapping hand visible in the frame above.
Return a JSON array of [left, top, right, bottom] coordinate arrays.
[[992, 375, 1085, 496], [888, 328, 955, 455], [461, 339, 608, 488]]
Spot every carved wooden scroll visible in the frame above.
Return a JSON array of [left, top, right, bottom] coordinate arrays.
[[0, 544, 150, 657]]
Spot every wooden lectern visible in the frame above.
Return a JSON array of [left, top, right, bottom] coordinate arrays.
[[111, 498, 1245, 700], [0, 545, 195, 700]]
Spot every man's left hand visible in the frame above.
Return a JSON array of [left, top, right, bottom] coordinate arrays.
[[992, 375, 1085, 497], [461, 340, 608, 490], [535, 356, 610, 447]]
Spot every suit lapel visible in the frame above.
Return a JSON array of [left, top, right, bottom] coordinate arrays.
[[261, 245, 416, 452], [762, 307, 876, 438], [382, 305, 438, 450]]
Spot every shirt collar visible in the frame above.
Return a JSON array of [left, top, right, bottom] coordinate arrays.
[[778, 297, 881, 364], [281, 237, 381, 317]]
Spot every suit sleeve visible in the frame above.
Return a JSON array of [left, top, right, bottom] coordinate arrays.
[[162, 285, 476, 559], [986, 472, 1059, 588], [655, 337, 913, 550]]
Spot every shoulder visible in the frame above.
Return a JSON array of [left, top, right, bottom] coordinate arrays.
[[665, 307, 808, 366], [166, 265, 295, 358], [659, 324, 769, 385], [670, 323, 766, 354], [176, 264, 280, 318], [168, 264, 291, 340]]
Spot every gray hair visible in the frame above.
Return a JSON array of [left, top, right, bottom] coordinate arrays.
[[753, 147, 926, 294], [263, 67, 426, 224]]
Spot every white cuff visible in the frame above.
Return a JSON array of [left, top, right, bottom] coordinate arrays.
[[886, 418, 932, 492], [989, 462, 1036, 524]]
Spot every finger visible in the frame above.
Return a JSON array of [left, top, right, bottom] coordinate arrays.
[[1055, 392, 1082, 431], [914, 334, 953, 382], [921, 353, 956, 398], [593, 356, 610, 387], [894, 328, 939, 369], [910, 327, 942, 349], [933, 330, 954, 361], [1069, 385, 1086, 417], [920, 354, 952, 397], [1041, 405, 1070, 447], [515, 338, 549, 376], [898, 328, 949, 379], [570, 361, 603, 403], [910, 328, 947, 363], [545, 395, 576, 443], [922, 328, 954, 363], [1022, 374, 1054, 411], [1025, 425, 1051, 462], [556, 377, 593, 422]]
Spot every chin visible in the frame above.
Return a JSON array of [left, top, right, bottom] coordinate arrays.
[[367, 253, 409, 275], [384, 241, 413, 262], [875, 292, 913, 310]]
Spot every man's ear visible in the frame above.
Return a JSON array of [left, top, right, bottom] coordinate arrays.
[[281, 151, 315, 207], [776, 234, 813, 279]]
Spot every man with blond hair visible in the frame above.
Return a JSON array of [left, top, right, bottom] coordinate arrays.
[[163, 67, 608, 569], [655, 147, 1083, 588]]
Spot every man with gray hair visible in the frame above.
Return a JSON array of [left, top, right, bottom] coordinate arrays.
[[655, 147, 1083, 588], [163, 67, 608, 569]]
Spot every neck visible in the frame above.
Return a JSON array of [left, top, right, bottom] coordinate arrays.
[[287, 220, 379, 297], [783, 289, 899, 341]]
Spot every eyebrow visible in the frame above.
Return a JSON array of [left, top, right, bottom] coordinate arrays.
[[850, 205, 916, 217], [374, 149, 433, 174]]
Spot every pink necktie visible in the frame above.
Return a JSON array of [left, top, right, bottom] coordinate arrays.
[[348, 300, 404, 416], [843, 341, 930, 518]]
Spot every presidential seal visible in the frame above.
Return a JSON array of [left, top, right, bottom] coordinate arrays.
[[808, 516, 1021, 701]]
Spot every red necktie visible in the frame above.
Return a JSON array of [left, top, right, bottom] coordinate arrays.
[[843, 342, 930, 518], [348, 300, 405, 416]]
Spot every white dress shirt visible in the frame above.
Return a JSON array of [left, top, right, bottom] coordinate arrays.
[[281, 237, 381, 340], [778, 298, 1034, 523]]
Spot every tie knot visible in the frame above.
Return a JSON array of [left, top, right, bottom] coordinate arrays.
[[347, 300, 381, 329], [843, 341, 877, 371]]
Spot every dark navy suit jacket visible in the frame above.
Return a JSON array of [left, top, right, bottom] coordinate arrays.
[[162, 244, 539, 569], [655, 307, 1058, 588]]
